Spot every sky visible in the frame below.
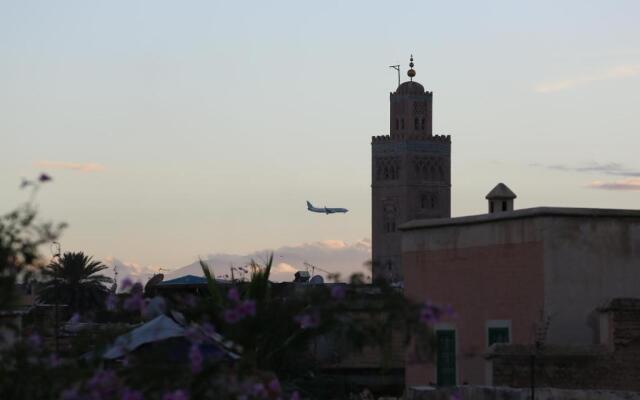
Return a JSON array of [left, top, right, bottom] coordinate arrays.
[[1, 1, 639, 281]]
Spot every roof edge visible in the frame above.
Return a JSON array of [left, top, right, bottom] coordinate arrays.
[[400, 207, 640, 231]]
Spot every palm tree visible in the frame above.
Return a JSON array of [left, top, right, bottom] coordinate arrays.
[[38, 252, 113, 314]]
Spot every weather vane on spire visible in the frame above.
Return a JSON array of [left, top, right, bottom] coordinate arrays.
[[407, 54, 416, 81]]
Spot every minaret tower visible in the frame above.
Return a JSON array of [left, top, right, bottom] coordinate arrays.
[[371, 56, 451, 283]]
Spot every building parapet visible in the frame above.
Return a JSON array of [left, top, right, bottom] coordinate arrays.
[[400, 206, 640, 231]]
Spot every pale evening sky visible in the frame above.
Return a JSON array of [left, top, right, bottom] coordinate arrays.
[[1, 1, 639, 280]]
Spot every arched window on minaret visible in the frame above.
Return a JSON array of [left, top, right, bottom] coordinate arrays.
[[401, 119, 405, 130], [421, 118, 425, 130], [414, 118, 419, 130]]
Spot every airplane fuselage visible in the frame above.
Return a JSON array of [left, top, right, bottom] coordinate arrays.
[[307, 201, 348, 214]]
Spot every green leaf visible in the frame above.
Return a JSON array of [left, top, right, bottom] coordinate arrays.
[[200, 259, 222, 307]]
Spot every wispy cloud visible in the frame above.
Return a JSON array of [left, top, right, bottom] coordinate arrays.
[[34, 160, 106, 172], [530, 162, 640, 177], [534, 65, 640, 93], [587, 178, 640, 191]]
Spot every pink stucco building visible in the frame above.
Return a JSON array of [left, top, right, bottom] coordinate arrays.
[[400, 197, 640, 386]]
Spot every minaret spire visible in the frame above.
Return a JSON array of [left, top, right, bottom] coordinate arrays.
[[407, 54, 416, 81]]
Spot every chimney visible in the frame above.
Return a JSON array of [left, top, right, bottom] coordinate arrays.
[[486, 183, 516, 214]]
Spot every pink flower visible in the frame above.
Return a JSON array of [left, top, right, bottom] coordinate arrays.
[[27, 332, 42, 349], [419, 301, 456, 325], [189, 344, 203, 374], [294, 312, 320, 329], [48, 353, 61, 368], [224, 309, 241, 324], [162, 389, 189, 400], [122, 388, 144, 400], [238, 300, 256, 317], [227, 287, 240, 302], [87, 370, 119, 398], [251, 383, 267, 398], [185, 325, 204, 344], [121, 278, 133, 291], [330, 285, 346, 300], [106, 293, 118, 311], [123, 292, 144, 312], [290, 392, 300, 400], [61, 386, 80, 400], [201, 322, 215, 336], [267, 378, 281, 394]]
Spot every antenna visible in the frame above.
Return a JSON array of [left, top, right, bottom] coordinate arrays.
[[303, 262, 333, 276], [389, 64, 401, 87]]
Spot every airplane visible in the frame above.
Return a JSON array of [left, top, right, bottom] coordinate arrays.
[[307, 201, 348, 215]]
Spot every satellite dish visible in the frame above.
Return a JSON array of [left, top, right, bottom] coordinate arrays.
[[309, 275, 324, 285]]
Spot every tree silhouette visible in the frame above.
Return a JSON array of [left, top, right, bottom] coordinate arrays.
[[38, 252, 113, 314]]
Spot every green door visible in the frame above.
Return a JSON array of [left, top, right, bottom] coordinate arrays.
[[436, 330, 456, 386]]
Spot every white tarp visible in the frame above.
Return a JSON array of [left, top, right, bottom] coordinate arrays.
[[103, 314, 184, 359]]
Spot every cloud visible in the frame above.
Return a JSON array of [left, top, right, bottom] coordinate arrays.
[[166, 239, 372, 283], [534, 65, 640, 93], [34, 160, 106, 172], [587, 178, 640, 191], [103, 256, 160, 287], [274, 262, 297, 274], [531, 162, 640, 177]]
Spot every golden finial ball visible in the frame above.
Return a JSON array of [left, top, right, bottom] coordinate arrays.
[[407, 69, 416, 78]]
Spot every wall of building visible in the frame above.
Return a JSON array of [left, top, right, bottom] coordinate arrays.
[[543, 216, 640, 345], [403, 217, 546, 386], [406, 385, 640, 400]]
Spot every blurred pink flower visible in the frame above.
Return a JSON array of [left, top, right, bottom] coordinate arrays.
[[162, 389, 189, 400], [60, 386, 80, 400], [238, 300, 256, 317], [189, 344, 203, 374], [330, 285, 346, 300], [27, 332, 42, 349], [185, 325, 204, 344], [267, 378, 281, 394], [224, 309, 241, 324], [122, 388, 144, 400], [290, 391, 301, 400], [87, 369, 119, 398], [106, 293, 118, 311], [251, 383, 267, 398], [294, 312, 320, 329], [201, 322, 216, 336], [227, 287, 240, 302], [123, 292, 144, 312], [48, 353, 61, 368], [121, 278, 133, 291]]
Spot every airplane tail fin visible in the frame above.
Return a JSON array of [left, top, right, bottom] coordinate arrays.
[[306, 201, 313, 209]]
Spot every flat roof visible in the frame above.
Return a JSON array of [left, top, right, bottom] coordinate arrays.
[[400, 207, 640, 231]]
